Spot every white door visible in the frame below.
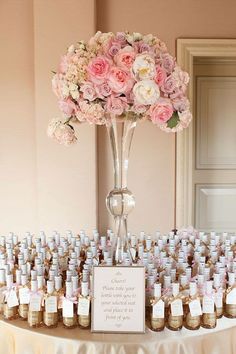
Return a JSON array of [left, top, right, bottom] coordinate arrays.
[[193, 57, 236, 231]]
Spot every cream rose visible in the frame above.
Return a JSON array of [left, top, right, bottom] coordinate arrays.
[[132, 54, 156, 80], [133, 79, 160, 105]]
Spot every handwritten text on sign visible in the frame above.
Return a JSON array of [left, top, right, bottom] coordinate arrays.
[[92, 266, 145, 333]]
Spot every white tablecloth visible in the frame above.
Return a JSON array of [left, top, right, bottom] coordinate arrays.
[[0, 318, 236, 354]]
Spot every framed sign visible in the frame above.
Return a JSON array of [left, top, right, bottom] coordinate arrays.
[[92, 266, 145, 333]]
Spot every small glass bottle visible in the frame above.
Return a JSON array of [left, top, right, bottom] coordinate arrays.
[[201, 281, 217, 328], [78, 281, 91, 329], [150, 283, 165, 332], [55, 275, 63, 321], [213, 273, 223, 319], [43, 280, 58, 328], [0, 268, 6, 314], [224, 272, 236, 318], [28, 280, 43, 328], [18, 274, 30, 320], [167, 282, 183, 331], [3, 273, 18, 320], [184, 281, 201, 330], [62, 281, 77, 329]]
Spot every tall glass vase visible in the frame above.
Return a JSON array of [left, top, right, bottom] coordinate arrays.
[[106, 113, 137, 264]]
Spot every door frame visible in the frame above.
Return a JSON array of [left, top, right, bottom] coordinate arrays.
[[176, 38, 236, 229]]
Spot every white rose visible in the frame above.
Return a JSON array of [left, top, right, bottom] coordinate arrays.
[[126, 32, 142, 44], [133, 80, 160, 105], [132, 54, 156, 80]]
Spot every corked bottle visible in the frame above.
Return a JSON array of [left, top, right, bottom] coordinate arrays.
[[43, 280, 58, 328], [28, 279, 43, 328], [18, 274, 30, 320], [184, 281, 201, 330], [62, 281, 77, 329], [213, 273, 223, 319], [201, 281, 217, 329], [3, 273, 18, 320], [166, 282, 183, 331], [78, 281, 91, 329], [150, 283, 165, 332], [224, 272, 236, 318]]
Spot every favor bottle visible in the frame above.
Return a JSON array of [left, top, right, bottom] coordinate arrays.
[[18, 274, 30, 320], [201, 281, 217, 328], [167, 282, 183, 331], [184, 282, 201, 330], [213, 273, 223, 319], [3, 274, 18, 320], [43, 280, 58, 328], [28, 280, 43, 328], [62, 281, 77, 329], [150, 283, 165, 331], [224, 272, 236, 318], [78, 281, 91, 329], [0, 269, 6, 314]]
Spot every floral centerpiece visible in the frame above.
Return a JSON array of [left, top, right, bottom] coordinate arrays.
[[48, 31, 191, 144], [48, 31, 192, 262]]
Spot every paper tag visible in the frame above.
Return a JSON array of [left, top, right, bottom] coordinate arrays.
[[45, 296, 57, 313], [203, 296, 215, 313], [77, 297, 90, 316], [215, 293, 223, 308], [226, 288, 236, 305], [29, 294, 42, 311], [171, 299, 183, 316], [19, 287, 30, 305], [7, 290, 19, 308], [62, 298, 74, 318], [152, 299, 164, 319], [189, 299, 202, 317]]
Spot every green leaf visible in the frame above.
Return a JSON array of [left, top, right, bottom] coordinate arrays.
[[167, 111, 179, 129]]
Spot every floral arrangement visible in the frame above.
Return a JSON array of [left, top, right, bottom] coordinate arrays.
[[48, 31, 192, 145]]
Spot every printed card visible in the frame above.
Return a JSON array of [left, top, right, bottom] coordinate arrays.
[[45, 296, 57, 313], [19, 287, 30, 305], [77, 297, 90, 316], [171, 299, 183, 316], [7, 290, 19, 308], [203, 296, 214, 313], [189, 299, 202, 317], [62, 298, 74, 318], [29, 294, 41, 311], [152, 299, 164, 319]]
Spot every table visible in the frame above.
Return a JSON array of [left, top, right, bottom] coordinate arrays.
[[0, 318, 236, 354]]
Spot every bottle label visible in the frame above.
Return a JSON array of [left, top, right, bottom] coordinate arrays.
[[45, 296, 57, 313], [168, 314, 183, 329], [28, 311, 42, 326], [151, 317, 164, 330], [189, 299, 202, 317], [215, 292, 223, 308], [19, 288, 30, 305], [203, 296, 214, 313], [225, 304, 236, 317], [186, 312, 200, 329], [152, 300, 164, 319], [171, 299, 183, 316], [29, 294, 42, 311], [44, 312, 58, 326], [77, 297, 90, 316], [7, 290, 19, 308], [202, 313, 216, 327], [79, 314, 90, 327], [19, 304, 28, 319], [62, 298, 74, 318], [226, 288, 236, 305], [63, 315, 76, 327]]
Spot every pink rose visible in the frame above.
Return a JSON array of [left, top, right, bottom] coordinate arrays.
[[172, 96, 190, 112], [80, 82, 97, 101], [161, 75, 179, 94], [87, 56, 111, 84], [138, 41, 152, 53], [104, 39, 122, 57], [95, 81, 112, 98], [154, 65, 167, 86], [105, 95, 128, 116], [131, 103, 147, 115], [161, 53, 175, 73], [115, 32, 127, 45], [47, 119, 77, 146], [114, 47, 136, 71], [108, 67, 134, 94], [149, 98, 173, 124], [58, 98, 77, 117]]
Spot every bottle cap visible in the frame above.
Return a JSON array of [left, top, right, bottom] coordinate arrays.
[[154, 283, 162, 298], [31, 279, 38, 292], [47, 280, 54, 294], [81, 281, 89, 297], [189, 282, 197, 297], [71, 275, 79, 291]]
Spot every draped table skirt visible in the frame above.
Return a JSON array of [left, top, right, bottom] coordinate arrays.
[[0, 318, 236, 354]]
